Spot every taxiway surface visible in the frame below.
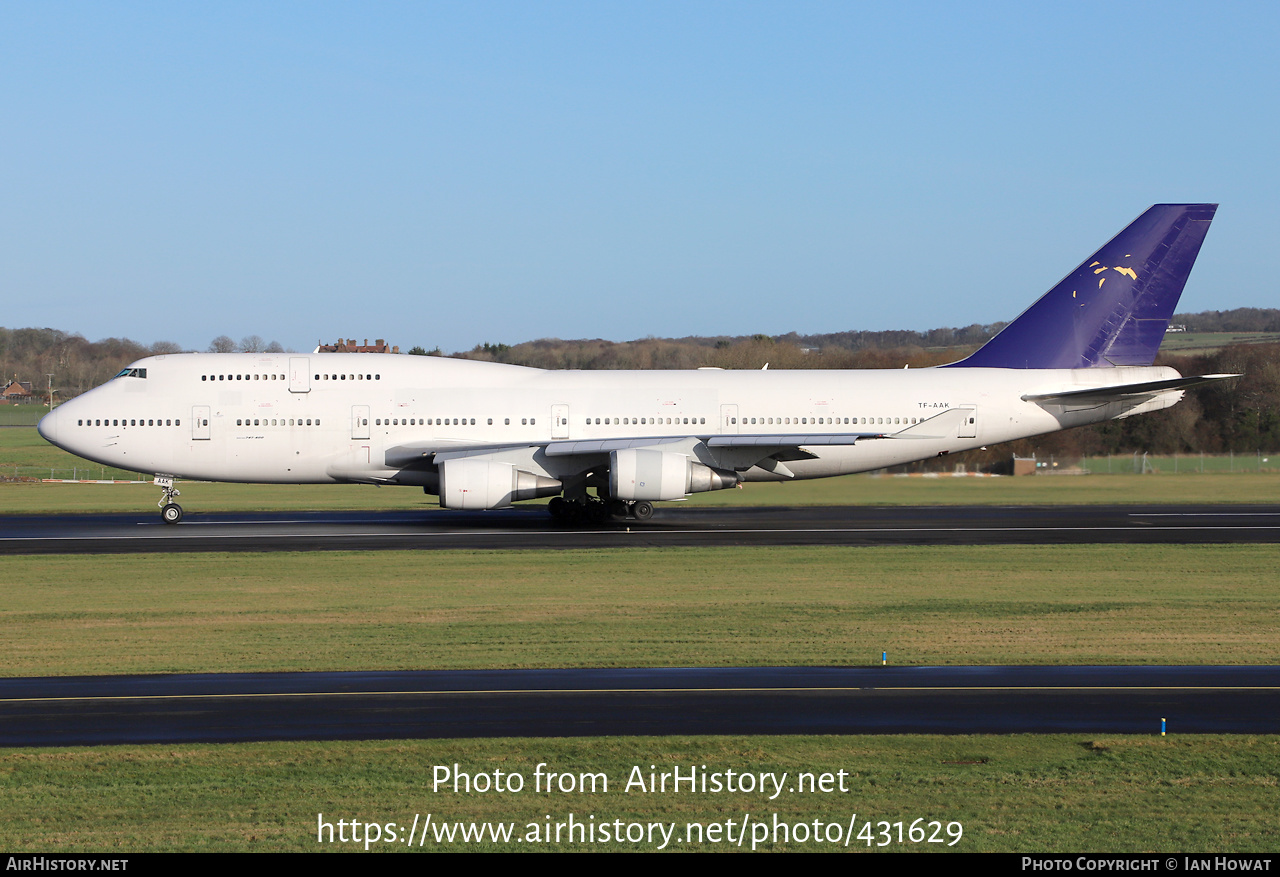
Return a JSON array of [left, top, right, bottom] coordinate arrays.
[[3, 666, 1277, 746], [4, 503, 1280, 554]]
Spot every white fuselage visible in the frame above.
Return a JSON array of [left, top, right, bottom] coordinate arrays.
[[39, 352, 1182, 494]]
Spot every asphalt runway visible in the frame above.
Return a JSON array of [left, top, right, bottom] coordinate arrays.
[[3, 503, 1280, 554], [5, 505, 1277, 746], [2, 666, 1277, 746]]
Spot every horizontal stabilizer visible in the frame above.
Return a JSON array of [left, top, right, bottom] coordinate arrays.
[[1022, 374, 1239, 404]]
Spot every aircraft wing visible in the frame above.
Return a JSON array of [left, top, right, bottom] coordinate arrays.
[[383, 441, 541, 469], [543, 437, 694, 457]]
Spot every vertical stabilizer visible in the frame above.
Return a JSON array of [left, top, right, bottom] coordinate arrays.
[[945, 204, 1216, 369]]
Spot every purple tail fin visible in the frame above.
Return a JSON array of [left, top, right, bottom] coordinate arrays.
[[945, 204, 1217, 369]]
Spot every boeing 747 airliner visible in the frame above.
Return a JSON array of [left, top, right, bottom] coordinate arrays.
[[38, 204, 1234, 524]]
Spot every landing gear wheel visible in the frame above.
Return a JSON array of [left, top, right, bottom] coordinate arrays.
[[608, 499, 629, 519], [155, 475, 183, 524], [632, 501, 654, 521], [548, 496, 567, 519], [585, 500, 609, 524]]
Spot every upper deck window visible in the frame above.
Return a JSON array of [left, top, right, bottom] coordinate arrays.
[[114, 368, 148, 379]]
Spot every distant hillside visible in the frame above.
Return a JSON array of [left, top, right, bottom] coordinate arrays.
[[450, 309, 1280, 371], [450, 334, 974, 371], [1173, 308, 1280, 333]]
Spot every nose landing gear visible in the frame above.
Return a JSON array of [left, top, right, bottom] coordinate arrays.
[[155, 475, 183, 524]]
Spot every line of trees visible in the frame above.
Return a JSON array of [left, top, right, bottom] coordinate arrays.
[[0, 328, 160, 398], [453, 308, 1280, 369], [208, 335, 286, 354], [1173, 308, 1280, 333], [939, 343, 1280, 470], [1096, 344, 1280, 454], [0, 329, 286, 398], [456, 334, 969, 371]]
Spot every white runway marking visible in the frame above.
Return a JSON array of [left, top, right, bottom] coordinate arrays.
[[1130, 512, 1280, 517], [6, 684, 1278, 704], [7, 524, 1280, 544]]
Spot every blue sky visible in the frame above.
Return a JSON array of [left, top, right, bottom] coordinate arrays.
[[2, 1, 1275, 354]]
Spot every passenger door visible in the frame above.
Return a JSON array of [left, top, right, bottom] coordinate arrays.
[[552, 404, 570, 439], [352, 405, 370, 440], [192, 406, 211, 440], [289, 358, 311, 393]]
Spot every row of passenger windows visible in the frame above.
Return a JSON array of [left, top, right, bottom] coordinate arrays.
[[236, 419, 320, 426], [78, 413, 919, 430], [361, 415, 919, 429], [588, 417, 705, 425], [200, 371, 384, 381], [202, 373, 382, 382], [375, 417, 536, 426], [367, 417, 712, 428], [730, 416, 922, 426], [78, 418, 179, 427]]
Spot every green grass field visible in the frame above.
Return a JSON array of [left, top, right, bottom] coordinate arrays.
[[0, 405, 47, 426], [1158, 331, 1280, 354], [3, 426, 1279, 853], [0, 425, 145, 481], [1, 543, 1277, 852], [3, 735, 1277, 851], [3, 546, 1277, 676]]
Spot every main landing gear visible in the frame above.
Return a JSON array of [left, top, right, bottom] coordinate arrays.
[[547, 496, 654, 525], [155, 475, 183, 524]]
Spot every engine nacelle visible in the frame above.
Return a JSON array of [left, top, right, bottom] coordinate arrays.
[[439, 459, 562, 510], [609, 448, 738, 501]]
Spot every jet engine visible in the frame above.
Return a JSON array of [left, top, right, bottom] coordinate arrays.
[[609, 448, 738, 501], [439, 459, 562, 510]]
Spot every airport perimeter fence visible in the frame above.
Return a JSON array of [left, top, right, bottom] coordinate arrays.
[[1080, 451, 1278, 475], [881, 451, 1278, 476], [5, 465, 150, 483], [0, 407, 47, 427]]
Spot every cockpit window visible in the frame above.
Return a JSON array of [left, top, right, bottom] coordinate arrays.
[[114, 368, 148, 379]]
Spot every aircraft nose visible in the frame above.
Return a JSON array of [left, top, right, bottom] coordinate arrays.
[[37, 408, 58, 445]]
